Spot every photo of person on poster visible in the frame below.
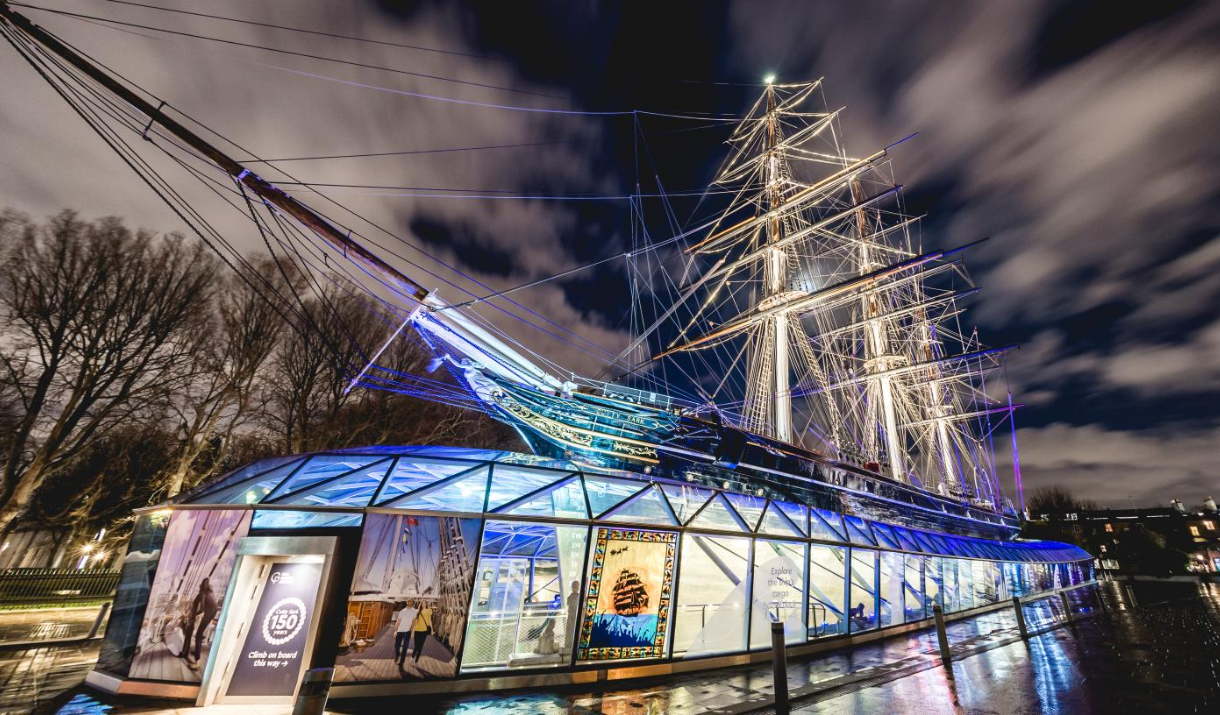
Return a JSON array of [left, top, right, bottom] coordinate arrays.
[[334, 514, 480, 681], [127, 510, 252, 682]]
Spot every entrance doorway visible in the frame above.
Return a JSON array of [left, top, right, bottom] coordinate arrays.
[[197, 535, 336, 706]]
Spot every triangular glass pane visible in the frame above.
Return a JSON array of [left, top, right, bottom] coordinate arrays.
[[271, 458, 393, 508], [811, 508, 846, 542], [485, 465, 570, 511], [724, 493, 766, 531], [500, 476, 589, 518], [892, 526, 920, 552], [197, 460, 305, 505], [189, 455, 303, 502], [844, 516, 877, 546], [757, 502, 803, 537], [266, 454, 382, 500], [658, 483, 714, 524], [583, 475, 649, 517], [602, 486, 678, 526], [772, 500, 809, 536], [688, 493, 749, 532], [389, 466, 490, 512], [871, 523, 900, 550], [912, 530, 938, 554], [374, 457, 484, 505]]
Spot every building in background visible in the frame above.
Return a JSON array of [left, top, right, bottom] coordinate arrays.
[[1026, 497, 1219, 577]]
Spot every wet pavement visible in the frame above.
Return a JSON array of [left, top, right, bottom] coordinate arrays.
[[4, 581, 1218, 715]]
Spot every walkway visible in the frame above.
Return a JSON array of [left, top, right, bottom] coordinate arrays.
[[3, 582, 1217, 714]]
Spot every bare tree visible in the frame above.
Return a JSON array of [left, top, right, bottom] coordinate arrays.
[[159, 257, 295, 497], [0, 210, 216, 533]]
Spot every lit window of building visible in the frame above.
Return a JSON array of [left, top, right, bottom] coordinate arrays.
[[1104, 523, 1114, 533], [1190, 526, 1200, 536], [1204, 520, 1215, 531]]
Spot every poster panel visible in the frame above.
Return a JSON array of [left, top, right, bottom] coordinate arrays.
[[578, 527, 677, 662], [128, 509, 252, 682], [333, 513, 481, 681], [226, 561, 323, 696], [96, 511, 171, 676]]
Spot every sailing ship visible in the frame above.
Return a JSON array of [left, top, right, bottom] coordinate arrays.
[[0, 4, 1024, 543], [611, 570, 650, 616]]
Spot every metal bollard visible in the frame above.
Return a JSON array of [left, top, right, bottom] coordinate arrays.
[[86, 602, 111, 639], [1011, 596, 1028, 639], [932, 604, 952, 666], [1059, 591, 1073, 624], [770, 621, 789, 715], [292, 668, 333, 715]]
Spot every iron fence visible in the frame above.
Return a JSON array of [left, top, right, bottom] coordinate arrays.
[[0, 568, 120, 604]]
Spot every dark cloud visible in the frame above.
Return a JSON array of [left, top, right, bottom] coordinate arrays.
[[3, 0, 1217, 506]]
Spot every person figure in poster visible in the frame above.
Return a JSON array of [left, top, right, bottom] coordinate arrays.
[[177, 578, 217, 665], [411, 602, 433, 663], [393, 601, 418, 665]]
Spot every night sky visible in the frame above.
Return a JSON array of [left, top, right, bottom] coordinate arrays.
[[2, 0, 1218, 507]]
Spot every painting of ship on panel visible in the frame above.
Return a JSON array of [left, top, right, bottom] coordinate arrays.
[[578, 528, 676, 661]]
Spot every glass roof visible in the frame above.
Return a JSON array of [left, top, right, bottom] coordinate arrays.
[[181, 446, 1090, 565]]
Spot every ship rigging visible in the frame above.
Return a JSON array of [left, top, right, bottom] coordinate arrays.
[[0, 1, 1024, 533]]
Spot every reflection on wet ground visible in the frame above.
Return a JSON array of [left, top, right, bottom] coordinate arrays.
[[9, 581, 1219, 715]]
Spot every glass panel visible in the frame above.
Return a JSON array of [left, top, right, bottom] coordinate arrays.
[[688, 494, 749, 532], [271, 459, 392, 508], [848, 549, 877, 633], [583, 475, 649, 517], [252, 510, 363, 529], [334, 514, 481, 682], [196, 460, 304, 505], [808, 545, 846, 639], [673, 534, 750, 657], [879, 551, 903, 627], [724, 493, 766, 531], [757, 503, 803, 537], [189, 456, 303, 502], [375, 458, 484, 505], [904, 555, 926, 622], [461, 522, 588, 672], [844, 516, 877, 546], [388, 466, 490, 512], [267, 455, 383, 500], [941, 559, 958, 612], [973, 560, 998, 605], [658, 483, 713, 524], [577, 527, 678, 662], [772, 501, 809, 536], [891, 526, 920, 552], [501, 476, 588, 519], [602, 486, 678, 526], [871, 523, 900, 550], [925, 557, 943, 612], [959, 560, 975, 610], [750, 540, 806, 647], [811, 508, 846, 542], [96, 512, 171, 677], [485, 466, 572, 512]]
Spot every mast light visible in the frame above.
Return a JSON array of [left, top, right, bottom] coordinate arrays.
[[763, 74, 776, 85]]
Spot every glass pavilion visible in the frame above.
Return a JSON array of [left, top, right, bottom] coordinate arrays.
[[91, 446, 1092, 702]]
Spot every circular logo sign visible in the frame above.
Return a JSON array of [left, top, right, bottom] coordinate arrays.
[[261, 597, 307, 646]]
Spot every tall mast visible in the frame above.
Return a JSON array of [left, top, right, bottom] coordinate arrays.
[[763, 81, 792, 443], [852, 176, 905, 482]]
